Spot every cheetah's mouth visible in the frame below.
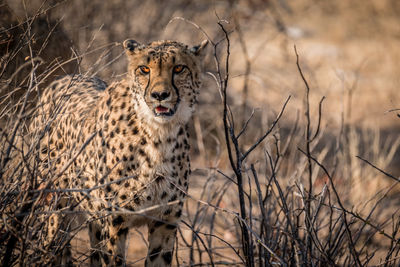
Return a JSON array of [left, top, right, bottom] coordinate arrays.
[[154, 105, 175, 117]]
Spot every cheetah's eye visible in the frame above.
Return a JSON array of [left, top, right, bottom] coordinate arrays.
[[173, 65, 185, 74], [139, 66, 150, 74]]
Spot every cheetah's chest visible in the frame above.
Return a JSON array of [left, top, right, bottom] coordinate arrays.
[[94, 129, 190, 216]]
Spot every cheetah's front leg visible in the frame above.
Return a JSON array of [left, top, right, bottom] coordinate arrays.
[[145, 216, 179, 267], [44, 195, 75, 266], [88, 220, 105, 266], [46, 213, 74, 266], [99, 215, 129, 266]]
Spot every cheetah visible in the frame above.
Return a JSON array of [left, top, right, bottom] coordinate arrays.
[[32, 39, 208, 266]]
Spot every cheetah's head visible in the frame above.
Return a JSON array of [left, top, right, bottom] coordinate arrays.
[[123, 39, 208, 125]]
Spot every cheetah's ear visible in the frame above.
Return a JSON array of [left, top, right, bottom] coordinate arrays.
[[123, 39, 141, 54], [190, 40, 209, 57]]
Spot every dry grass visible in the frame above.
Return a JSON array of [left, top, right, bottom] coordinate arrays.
[[1, 0, 400, 266]]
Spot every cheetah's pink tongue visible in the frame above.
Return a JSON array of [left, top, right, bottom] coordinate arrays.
[[155, 106, 169, 113]]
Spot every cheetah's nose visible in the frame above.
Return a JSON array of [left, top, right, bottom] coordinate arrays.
[[151, 91, 170, 101]]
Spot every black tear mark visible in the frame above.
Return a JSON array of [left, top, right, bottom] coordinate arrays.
[[149, 246, 162, 261], [162, 251, 172, 264]]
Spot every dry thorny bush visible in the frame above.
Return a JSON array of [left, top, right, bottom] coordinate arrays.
[[1, 1, 400, 266]]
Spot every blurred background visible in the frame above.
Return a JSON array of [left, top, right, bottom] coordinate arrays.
[[1, 0, 400, 265], [4, 0, 400, 127], [3, 0, 400, 152]]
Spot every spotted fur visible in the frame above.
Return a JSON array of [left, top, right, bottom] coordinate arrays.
[[33, 39, 208, 266]]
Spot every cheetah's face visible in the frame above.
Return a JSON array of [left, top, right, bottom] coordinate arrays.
[[123, 39, 208, 124]]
